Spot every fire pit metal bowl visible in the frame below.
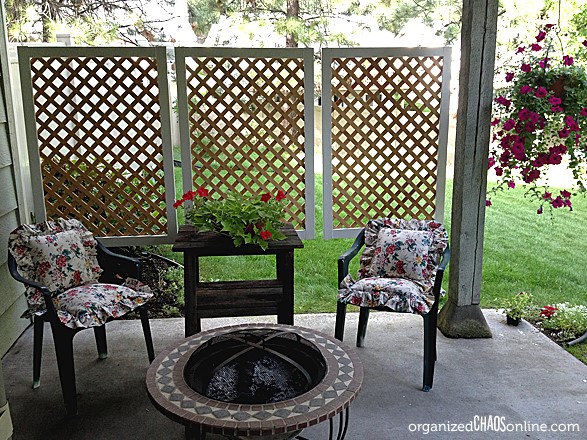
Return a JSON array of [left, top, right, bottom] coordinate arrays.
[[146, 323, 363, 440]]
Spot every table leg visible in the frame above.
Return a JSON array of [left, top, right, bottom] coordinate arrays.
[[184, 254, 201, 337], [276, 250, 295, 325]]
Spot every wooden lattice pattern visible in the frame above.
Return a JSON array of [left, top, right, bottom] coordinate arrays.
[[185, 56, 307, 229], [330, 56, 444, 229], [29, 56, 168, 237]]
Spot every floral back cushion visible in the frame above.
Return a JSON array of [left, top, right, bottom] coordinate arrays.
[[357, 218, 448, 287], [368, 228, 433, 281], [9, 218, 102, 315]]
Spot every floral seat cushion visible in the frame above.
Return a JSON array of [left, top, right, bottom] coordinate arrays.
[[53, 282, 153, 329], [8, 218, 153, 329], [338, 218, 448, 315]]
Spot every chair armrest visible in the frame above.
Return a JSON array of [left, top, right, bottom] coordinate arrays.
[[432, 245, 450, 300], [96, 241, 142, 283], [338, 229, 365, 285], [7, 253, 58, 317]]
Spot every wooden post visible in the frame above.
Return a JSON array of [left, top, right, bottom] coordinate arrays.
[[437, 0, 498, 338]]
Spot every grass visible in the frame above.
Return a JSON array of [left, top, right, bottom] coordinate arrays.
[[162, 173, 587, 315]]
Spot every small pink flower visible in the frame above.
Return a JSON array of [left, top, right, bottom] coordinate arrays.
[[551, 106, 563, 113], [491, 118, 500, 126], [505, 72, 515, 82], [516, 46, 525, 54], [543, 191, 552, 200], [531, 43, 542, 51], [495, 167, 503, 176], [562, 55, 574, 66], [520, 85, 533, 94], [534, 87, 547, 98], [486, 199, 492, 207], [488, 157, 496, 169], [558, 128, 570, 138], [583, 40, 587, 47], [508, 180, 516, 189], [520, 63, 531, 73], [539, 57, 551, 69], [561, 190, 571, 199], [548, 96, 561, 106], [537, 206, 543, 214], [581, 108, 587, 117], [495, 96, 511, 107], [551, 196, 564, 208], [536, 30, 546, 42], [503, 119, 516, 131]]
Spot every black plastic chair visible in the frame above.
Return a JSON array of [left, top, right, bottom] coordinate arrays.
[[8, 220, 155, 416], [334, 219, 450, 391]]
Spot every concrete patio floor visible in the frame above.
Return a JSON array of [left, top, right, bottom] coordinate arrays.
[[1, 310, 586, 440]]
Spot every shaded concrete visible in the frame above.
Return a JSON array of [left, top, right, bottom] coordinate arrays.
[[1, 310, 586, 439]]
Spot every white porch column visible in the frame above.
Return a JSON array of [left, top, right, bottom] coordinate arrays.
[[438, 0, 498, 337]]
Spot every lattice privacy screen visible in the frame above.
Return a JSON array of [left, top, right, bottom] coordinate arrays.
[[322, 48, 451, 238], [176, 48, 314, 236], [19, 47, 176, 243]]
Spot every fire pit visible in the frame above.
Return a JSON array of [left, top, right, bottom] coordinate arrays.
[[146, 324, 363, 440]]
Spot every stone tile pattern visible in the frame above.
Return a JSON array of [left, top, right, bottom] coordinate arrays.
[[146, 323, 363, 437]]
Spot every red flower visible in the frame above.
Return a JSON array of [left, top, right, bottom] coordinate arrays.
[[505, 72, 514, 82], [196, 187, 209, 197], [261, 193, 271, 202], [562, 55, 574, 66], [173, 199, 183, 209], [540, 305, 558, 318], [275, 190, 286, 201], [531, 43, 542, 51], [259, 230, 272, 240], [56, 255, 67, 268], [183, 190, 196, 201]]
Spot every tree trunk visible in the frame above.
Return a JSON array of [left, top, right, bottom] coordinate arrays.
[[285, 0, 299, 47]]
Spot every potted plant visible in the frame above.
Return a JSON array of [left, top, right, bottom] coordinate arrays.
[[497, 291, 533, 326], [489, 24, 587, 213], [173, 187, 287, 250]]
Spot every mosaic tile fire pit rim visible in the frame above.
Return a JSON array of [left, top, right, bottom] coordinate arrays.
[[146, 323, 363, 438]]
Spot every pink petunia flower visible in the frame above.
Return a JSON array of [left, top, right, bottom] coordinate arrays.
[[561, 190, 571, 199], [539, 57, 551, 69], [520, 85, 533, 94], [536, 30, 546, 42], [503, 119, 516, 131], [534, 87, 548, 98], [551, 196, 564, 208], [537, 206, 543, 214], [581, 108, 587, 117], [505, 72, 515, 82], [488, 157, 496, 169], [495, 96, 511, 108], [508, 180, 516, 189], [531, 43, 542, 51], [548, 96, 562, 106], [558, 128, 570, 138], [486, 199, 492, 207], [562, 55, 574, 66], [520, 63, 531, 73], [516, 46, 525, 54]]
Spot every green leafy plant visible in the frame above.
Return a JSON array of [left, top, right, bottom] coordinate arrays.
[[173, 187, 287, 250], [489, 24, 587, 212], [496, 291, 534, 321]]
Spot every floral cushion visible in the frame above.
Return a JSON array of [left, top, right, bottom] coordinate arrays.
[[338, 218, 448, 316], [338, 275, 435, 315], [9, 219, 103, 316], [53, 282, 153, 329], [368, 228, 433, 281]]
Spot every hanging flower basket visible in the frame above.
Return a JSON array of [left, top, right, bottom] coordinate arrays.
[[489, 24, 587, 213]]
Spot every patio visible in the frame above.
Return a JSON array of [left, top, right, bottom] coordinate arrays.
[[2, 310, 585, 439]]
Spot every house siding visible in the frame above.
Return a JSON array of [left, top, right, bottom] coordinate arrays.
[[0, 29, 29, 357]]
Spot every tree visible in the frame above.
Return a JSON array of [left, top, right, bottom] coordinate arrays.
[[4, 0, 177, 44]]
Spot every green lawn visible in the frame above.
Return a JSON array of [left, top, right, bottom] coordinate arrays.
[[162, 174, 587, 314]]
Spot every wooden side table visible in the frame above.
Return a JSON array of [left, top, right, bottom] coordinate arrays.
[[172, 223, 304, 337]]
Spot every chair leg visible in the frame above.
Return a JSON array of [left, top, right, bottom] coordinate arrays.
[[422, 312, 437, 392], [32, 315, 44, 389], [93, 325, 108, 360], [356, 308, 370, 347], [50, 323, 78, 416], [138, 305, 155, 363], [334, 302, 347, 341]]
